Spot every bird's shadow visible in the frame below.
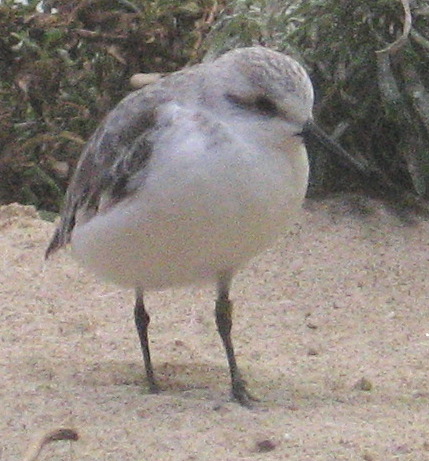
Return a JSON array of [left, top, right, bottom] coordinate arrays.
[[69, 359, 234, 394], [73, 360, 329, 409], [15, 355, 348, 408]]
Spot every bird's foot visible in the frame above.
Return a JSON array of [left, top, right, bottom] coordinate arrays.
[[147, 378, 161, 394], [231, 378, 259, 407]]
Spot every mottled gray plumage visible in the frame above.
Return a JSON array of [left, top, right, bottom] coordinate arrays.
[[46, 47, 312, 258], [46, 46, 314, 405]]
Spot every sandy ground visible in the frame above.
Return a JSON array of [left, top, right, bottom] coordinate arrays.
[[1, 196, 429, 461]]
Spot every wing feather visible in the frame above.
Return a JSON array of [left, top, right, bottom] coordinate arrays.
[[45, 86, 169, 258]]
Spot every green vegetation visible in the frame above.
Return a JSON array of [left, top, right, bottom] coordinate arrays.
[[1, 0, 429, 210], [0, 0, 220, 210], [203, 0, 429, 204]]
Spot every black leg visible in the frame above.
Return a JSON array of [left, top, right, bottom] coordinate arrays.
[[215, 274, 256, 406], [134, 288, 159, 393]]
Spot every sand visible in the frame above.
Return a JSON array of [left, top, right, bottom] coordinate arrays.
[[1, 196, 429, 460]]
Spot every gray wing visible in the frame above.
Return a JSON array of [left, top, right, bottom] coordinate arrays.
[[45, 84, 171, 258]]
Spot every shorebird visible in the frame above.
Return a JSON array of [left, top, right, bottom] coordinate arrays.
[[46, 46, 315, 406]]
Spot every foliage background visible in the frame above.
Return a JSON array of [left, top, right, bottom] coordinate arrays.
[[1, 0, 429, 211], [0, 0, 223, 211]]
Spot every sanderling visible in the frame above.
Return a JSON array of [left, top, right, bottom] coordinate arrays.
[[46, 46, 318, 406]]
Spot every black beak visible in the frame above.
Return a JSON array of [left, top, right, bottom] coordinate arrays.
[[301, 120, 369, 174]]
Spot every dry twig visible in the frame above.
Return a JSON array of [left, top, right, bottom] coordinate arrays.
[[376, 0, 412, 54], [23, 428, 79, 461]]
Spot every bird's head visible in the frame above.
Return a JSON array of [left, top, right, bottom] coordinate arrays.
[[211, 47, 314, 135]]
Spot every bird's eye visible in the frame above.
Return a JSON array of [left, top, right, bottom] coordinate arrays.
[[254, 96, 278, 116], [226, 93, 278, 117]]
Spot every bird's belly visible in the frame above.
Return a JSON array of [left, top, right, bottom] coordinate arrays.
[[72, 207, 295, 290], [71, 146, 308, 290]]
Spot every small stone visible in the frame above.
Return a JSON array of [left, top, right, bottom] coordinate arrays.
[[354, 377, 373, 391], [307, 347, 319, 356], [392, 444, 411, 454], [256, 439, 277, 453], [286, 404, 299, 411]]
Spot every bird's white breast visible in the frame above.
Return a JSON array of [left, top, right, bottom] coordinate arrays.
[[71, 103, 309, 290]]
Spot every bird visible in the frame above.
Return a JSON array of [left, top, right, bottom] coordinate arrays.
[[46, 46, 315, 406]]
